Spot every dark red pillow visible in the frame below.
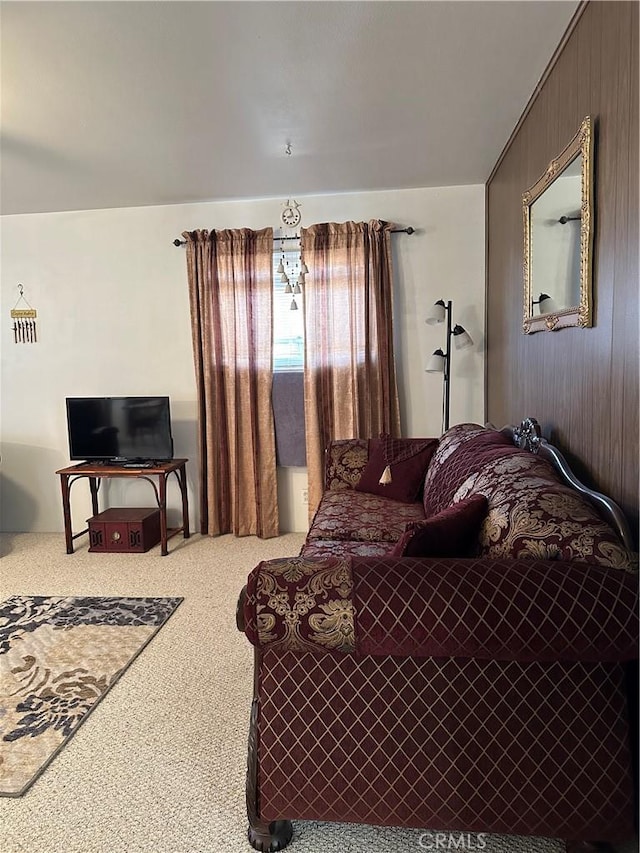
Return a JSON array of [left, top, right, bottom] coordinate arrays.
[[355, 438, 438, 503], [391, 494, 488, 557]]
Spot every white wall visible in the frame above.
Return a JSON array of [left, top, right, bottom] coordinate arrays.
[[1, 185, 485, 534]]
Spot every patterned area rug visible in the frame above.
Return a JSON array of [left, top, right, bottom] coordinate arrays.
[[0, 595, 182, 797]]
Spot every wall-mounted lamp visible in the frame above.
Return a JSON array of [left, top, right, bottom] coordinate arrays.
[[532, 292, 560, 315], [425, 299, 473, 432]]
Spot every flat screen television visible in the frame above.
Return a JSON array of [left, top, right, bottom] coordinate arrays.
[[66, 396, 174, 462]]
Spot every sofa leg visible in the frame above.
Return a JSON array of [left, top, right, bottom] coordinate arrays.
[[247, 819, 294, 852], [246, 696, 294, 852], [565, 843, 616, 852]]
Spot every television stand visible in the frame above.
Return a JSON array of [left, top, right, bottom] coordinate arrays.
[[56, 458, 189, 556]]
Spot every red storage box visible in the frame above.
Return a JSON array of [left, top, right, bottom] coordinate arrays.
[[88, 507, 161, 553]]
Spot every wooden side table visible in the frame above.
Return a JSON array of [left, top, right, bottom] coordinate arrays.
[[56, 458, 190, 556]]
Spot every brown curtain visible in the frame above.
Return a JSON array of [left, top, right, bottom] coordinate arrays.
[[301, 220, 401, 516], [182, 228, 279, 538]]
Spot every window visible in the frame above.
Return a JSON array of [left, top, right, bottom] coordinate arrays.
[[272, 243, 306, 465], [273, 245, 305, 371]]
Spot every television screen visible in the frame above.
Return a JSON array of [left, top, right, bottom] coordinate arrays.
[[66, 397, 174, 462]]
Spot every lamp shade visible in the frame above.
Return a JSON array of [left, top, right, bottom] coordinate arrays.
[[452, 324, 473, 350], [425, 299, 447, 325], [537, 293, 560, 315], [426, 348, 446, 373]]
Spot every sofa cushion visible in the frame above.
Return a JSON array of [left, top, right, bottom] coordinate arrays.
[[355, 436, 438, 503], [307, 490, 425, 543], [452, 453, 637, 571], [422, 424, 515, 516], [391, 495, 489, 558]]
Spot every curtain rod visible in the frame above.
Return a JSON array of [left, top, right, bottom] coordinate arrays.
[[172, 226, 414, 247]]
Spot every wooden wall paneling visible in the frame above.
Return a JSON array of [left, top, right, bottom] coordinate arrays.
[[611, 3, 639, 520], [486, 1, 639, 537], [596, 2, 626, 507]]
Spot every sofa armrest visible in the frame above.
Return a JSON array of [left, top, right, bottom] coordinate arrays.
[[241, 556, 638, 664], [324, 439, 369, 490], [236, 584, 247, 632]]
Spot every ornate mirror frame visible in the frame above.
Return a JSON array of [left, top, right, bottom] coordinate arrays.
[[522, 116, 594, 334]]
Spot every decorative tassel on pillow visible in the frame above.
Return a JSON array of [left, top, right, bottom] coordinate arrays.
[[377, 433, 435, 487], [379, 464, 392, 485]]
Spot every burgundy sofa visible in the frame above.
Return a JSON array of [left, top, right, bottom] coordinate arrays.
[[238, 419, 638, 852]]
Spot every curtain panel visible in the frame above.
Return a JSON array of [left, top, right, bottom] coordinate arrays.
[[301, 220, 401, 516], [182, 227, 279, 539]]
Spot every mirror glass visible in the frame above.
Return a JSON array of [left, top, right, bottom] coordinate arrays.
[[523, 116, 593, 334]]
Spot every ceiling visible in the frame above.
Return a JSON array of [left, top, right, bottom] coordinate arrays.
[[1, 1, 580, 216]]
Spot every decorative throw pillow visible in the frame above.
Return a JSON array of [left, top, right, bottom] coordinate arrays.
[[422, 429, 515, 517], [391, 494, 489, 557], [355, 436, 438, 504]]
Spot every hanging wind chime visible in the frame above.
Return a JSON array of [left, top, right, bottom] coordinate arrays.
[[11, 284, 38, 344], [279, 143, 308, 310]]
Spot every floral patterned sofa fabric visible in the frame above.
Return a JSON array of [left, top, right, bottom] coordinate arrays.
[[302, 425, 637, 567], [301, 435, 438, 559], [299, 538, 391, 558], [421, 423, 636, 571], [456, 452, 637, 570], [243, 556, 355, 655], [244, 556, 639, 664], [305, 490, 425, 543], [323, 438, 369, 491]]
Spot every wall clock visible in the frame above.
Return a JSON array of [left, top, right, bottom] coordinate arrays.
[[281, 200, 302, 228]]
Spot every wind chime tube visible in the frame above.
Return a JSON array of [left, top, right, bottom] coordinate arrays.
[[11, 313, 38, 344]]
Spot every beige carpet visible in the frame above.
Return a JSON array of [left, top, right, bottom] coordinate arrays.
[[0, 532, 637, 853]]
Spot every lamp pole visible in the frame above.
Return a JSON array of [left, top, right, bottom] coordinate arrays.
[[443, 300, 452, 431], [426, 299, 473, 435]]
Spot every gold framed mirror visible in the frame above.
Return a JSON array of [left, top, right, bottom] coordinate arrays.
[[523, 116, 594, 334]]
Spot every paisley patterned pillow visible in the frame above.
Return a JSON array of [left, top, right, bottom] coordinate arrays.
[[324, 439, 369, 491], [453, 454, 636, 571]]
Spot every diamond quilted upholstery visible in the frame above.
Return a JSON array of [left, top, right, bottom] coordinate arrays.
[[351, 557, 639, 662], [306, 490, 425, 543], [256, 648, 635, 840]]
